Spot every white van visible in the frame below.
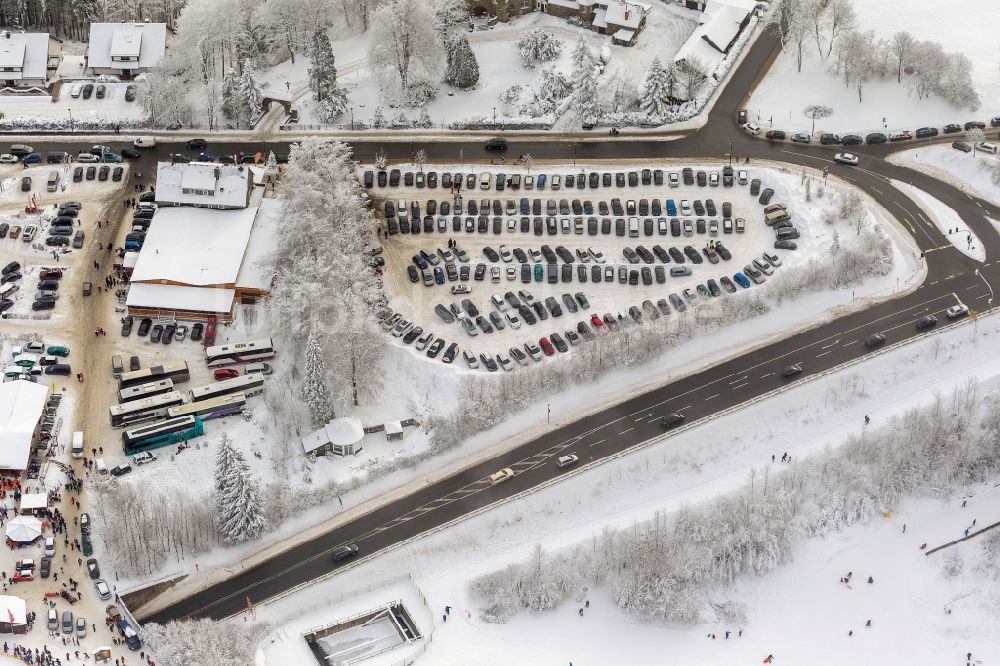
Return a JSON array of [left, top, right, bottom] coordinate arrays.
[[628, 217, 640, 238], [46, 171, 59, 192], [133, 136, 156, 148], [244, 362, 273, 376], [95, 458, 108, 477], [72, 431, 84, 459], [68, 82, 83, 98]]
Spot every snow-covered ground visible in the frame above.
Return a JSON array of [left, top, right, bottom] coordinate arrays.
[[892, 180, 986, 261], [748, 0, 1000, 135], [254, 304, 1000, 666], [275, 8, 696, 128], [890, 144, 1000, 208], [0, 81, 144, 126]]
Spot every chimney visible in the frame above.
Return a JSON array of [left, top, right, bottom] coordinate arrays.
[[214, 166, 220, 185]]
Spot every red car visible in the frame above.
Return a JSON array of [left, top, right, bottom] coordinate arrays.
[[889, 131, 913, 142], [539, 337, 555, 356], [590, 313, 604, 328], [214, 368, 239, 380], [39, 268, 63, 280], [12, 570, 33, 583]]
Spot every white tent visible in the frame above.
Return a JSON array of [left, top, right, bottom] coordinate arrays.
[[0, 594, 27, 633], [0, 381, 49, 470], [18, 492, 47, 514], [5, 515, 42, 542]]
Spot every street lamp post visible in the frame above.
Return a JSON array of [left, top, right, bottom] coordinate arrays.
[[493, 107, 496, 132], [67, 108, 73, 133], [975, 269, 994, 310], [573, 143, 578, 167], [350, 107, 354, 131], [728, 140, 733, 167]]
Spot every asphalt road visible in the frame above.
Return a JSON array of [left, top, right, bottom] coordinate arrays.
[[33, 26, 995, 623]]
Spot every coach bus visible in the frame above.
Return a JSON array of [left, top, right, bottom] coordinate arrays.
[[189, 374, 264, 403], [117, 378, 174, 404], [204, 338, 275, 367], [122, 415, 205, 455], [167, 393, 246, 421], [117, 361, 191, 390], [109, 392, 185, 428]]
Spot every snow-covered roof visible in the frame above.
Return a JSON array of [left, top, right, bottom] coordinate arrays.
[[126, 283, 236, 314], [701, 4, 747, 51], [0, 380, 48, 470], [0, 33, 50, 81], [155, 161, 252, 209], [123, 251, 138, 269], [702, 0, 755, 19], [236, 197, 281, 293], [674, 18, 729, 76], [605, 1, 648, 30], [87, 23, 166, 70], [384, 421, 403, 436], [0, 595, 26, 626], [19, 492, 47, 511], [613, 29, 636, 41], [261, 88, 292, 103], [592, 8, 608, 29], [301, 417, 365, 454], [548, 0, 579, 9], [130, 206, 257, 287]]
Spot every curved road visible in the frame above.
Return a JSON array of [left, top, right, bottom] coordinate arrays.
[[57, 27, 994, 622]]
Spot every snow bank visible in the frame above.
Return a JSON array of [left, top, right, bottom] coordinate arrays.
[[893, 180, 985, 262]]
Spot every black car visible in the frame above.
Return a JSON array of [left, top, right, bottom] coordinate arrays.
[[190, 323, 203, 341], [125, 84, 136, 102], [32, 299, 55, 311], [85, 166, 96, 180], [485, 137, 507, 151], [774, 239, 798, 250], [86, 558, 100, 580], [682, 168, 694, 185], [121, 148, 140, 159], [964, 121, 986, 130], [840, 134, 864, 146], [916, 315, 938, 330], [149, 324, 163, 343], [121, 316, 133, 336], [550, 332, 568, 353], [332, 544, 359, 562], [112, 166, 124, 181], [660, 413, 685, 429], [81, 83, 93, 99], [72, 166, 83, 182], [765, 130, 786, 140], [865, 132, 887, 144], [758, 188, 774, 205], [781, 364, 803, 378], [915, 127, 939, 138], [186, 138, 207, 150], [819, 134, 841, 145], [713, 243, 732, 261], [943, 123, 962, 134], [865, 333, 886, 349]]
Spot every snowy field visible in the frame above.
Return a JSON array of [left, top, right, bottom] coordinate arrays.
[[890, 144, 1000, 208], [748, 0, 1000, 135], [278, 8, 696, 128], [253, 306, 1000, 666]]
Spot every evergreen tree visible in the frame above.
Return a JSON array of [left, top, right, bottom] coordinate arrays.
[[445, 33, 479, 90], [639, 56, 674, 119], [570, 37, 598, 122], [417, 107, 434, 128], [371, 105, 387, 128], [308, 28, 350, 122], [238, 59, 264, 126], [214, 435, 267, 543], [222, 68, 241, 121], [301, 329, 335, 425]]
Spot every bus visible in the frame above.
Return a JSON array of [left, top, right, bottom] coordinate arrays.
[[167, 393, 246, 421], [122, 415, 204, 455], [118, 361, 190, 390], [117, 379, 174, 404], [189, 374, 264, 403], [109, 392, 185, 428], [204, 338, 275, 367]]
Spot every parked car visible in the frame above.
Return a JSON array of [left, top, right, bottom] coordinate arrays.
[[952, 141, 972, 153]]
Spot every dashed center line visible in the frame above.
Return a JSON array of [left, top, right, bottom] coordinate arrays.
[[618, 427, 634, 435]]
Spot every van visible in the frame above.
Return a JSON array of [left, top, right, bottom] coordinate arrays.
[[62, 610, 73, 634], [244, 362, 273, 375], [112, 355, 123, 378], [47, 608, 58, 632], [46, 151, 68, 164], [764, 209, 790, 226], [95, 459, 108, 477], [0, 284, 17, 299], [76, 617, 86, 638], [628, 217, 639, 237], [46, 171, 59, 192], [72, 431, 84, 459], [133, 136, 156, 148], [763, 203, 786, 215], [69, 82, 82, 98]]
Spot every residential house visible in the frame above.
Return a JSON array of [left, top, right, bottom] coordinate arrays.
[[672, 0, 755, 93], [86, 22, 168, 77], [465, 0, 649, 45], [0, 31, 61, 88]]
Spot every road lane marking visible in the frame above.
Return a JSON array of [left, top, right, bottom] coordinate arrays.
[[618, 427, 634, 435], [816, 350, 832, 357], [731, 382, 749, 390], [588, 439, 606, 448], [706, 393, 719, 400]]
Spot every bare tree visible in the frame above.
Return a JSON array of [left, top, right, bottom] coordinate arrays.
[[414, 148, 427, 173], [890, 31, 916, 83], [803, 104, 832, 134], [967, 127, 986, 154], [368, 0, 442, 99], [825, 0, 856, 59]]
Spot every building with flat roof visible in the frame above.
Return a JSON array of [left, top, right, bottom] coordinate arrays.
[[86, 22, 167, 76], [0, 31, 61, 87], [154, 161, 255, 210]]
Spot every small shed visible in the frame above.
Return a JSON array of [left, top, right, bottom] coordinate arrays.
[[18, 492, 47, 516], [301, 417, 365, 457], [0, 595, 27, 634], [384, 421, 403, 442]]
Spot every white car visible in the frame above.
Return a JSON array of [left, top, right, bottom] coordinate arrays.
[[978, 142, 998, 154], [946, 304, 969, 319], [505, 311, 521, 329], [95, 579, 112, 600], [490, 294, 507, 311], [489, 468, 515, 485], [490, 266, 501, 283], [76, 153, 100, 163], [450, 284, 471, 295], [0, 154, 19, 164], [667, 171, 680, 187], [463, 350, 479, 369], [415, 331, 434, 351], [743, 122, 762, 135], [499, 245, 513, 262], [737, 169, 748, 184], [44, 537, 55, 556], [588, 247, 605, 263], [496, 353, 514, 372], [132, 451, 157, 466], [834, 153, 859, 165], [680, 199, 692, 216]]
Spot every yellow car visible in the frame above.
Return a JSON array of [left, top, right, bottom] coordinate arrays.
[[489, 468, 514, 485]]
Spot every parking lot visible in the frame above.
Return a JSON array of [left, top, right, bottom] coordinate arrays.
[[368, 164, 801, 371]]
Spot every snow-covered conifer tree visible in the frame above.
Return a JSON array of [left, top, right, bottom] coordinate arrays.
[[570, 37, 598, 122], [639, 57, 674, 119], [445, 33, 480, 89], [517, 28, 562, 69], [310, 29, 350, 122], [238, 59, 264, 126], [215, 434, 267, 543], [301, 329, 335, 424]]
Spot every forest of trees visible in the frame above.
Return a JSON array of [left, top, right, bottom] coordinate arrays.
[[0, 0, 184, 41]]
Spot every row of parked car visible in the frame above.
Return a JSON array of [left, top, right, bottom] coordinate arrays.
[[121, 314, 204, 343], [2, 143, 124, 165], [745, 117, 1000, 146], [0, 261, 67, 313], [367, 165, 745, 192], [388, 195, 745, 223], [3, 340, 71, 381]]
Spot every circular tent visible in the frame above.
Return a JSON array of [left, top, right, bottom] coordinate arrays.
[[5, 515, 42, 543]]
